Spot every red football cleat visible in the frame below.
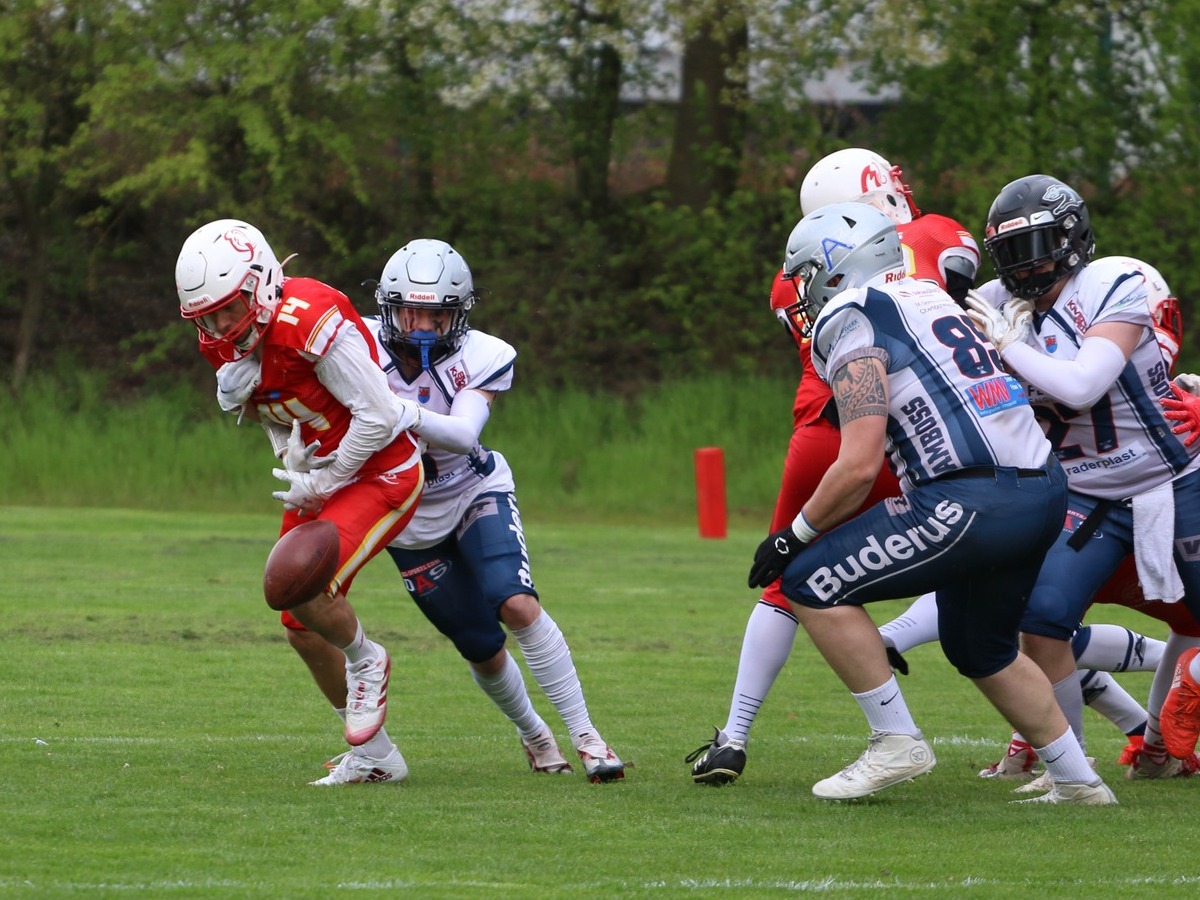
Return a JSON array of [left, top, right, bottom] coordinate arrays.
[[1160, 647, 1200, 760]]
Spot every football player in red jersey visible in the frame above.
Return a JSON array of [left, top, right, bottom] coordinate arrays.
[[177, 219, 423, 785], [688, 149, 980, 790]]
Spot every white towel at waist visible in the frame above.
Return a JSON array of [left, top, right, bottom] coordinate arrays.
[[1131, 481, 1185, 603]]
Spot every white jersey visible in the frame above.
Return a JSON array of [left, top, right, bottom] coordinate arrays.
[[811, 277, 1051, 493], [974, 256, 1197, 499], [364, 318, 517, 549]]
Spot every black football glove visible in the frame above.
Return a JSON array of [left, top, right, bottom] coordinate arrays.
[[747, 526, 808, 589]]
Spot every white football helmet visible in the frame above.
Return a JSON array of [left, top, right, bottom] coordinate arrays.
[[375, 239, 476, 370], [783, 202, 906, 328], [176, 219, 284, 361], [799, 148, 918, 224]]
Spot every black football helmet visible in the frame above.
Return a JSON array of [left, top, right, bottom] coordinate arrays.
[[984, 175, 1095, 299]]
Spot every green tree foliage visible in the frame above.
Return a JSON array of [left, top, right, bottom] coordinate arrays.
[[0, 0, 114, 388], [2, 0, 1198, 395]]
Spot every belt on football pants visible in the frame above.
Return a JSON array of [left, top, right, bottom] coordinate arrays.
[[938, 465, 1049, 481]]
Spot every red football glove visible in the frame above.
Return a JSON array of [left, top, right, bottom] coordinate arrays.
[[1161, 382, 1200, 448]]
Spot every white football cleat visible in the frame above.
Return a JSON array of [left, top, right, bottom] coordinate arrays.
[[523, 728, 574, 774], [978, 738, 1038, 779], [1012, 756, 1095, 794], [575, 734, 625, 783], [1011, 780, 1117, 805], [310, 747, 409, 786], [1124, 743, 1200, 779], [344, 643, 391, 746], [812, 732, 935, 800]]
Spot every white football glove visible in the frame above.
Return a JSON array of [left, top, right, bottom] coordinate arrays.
[[1173, 372, 1200, 396], [271, 466, 340, 515], [215, 357, 261, 413], [281, 420, 337, 475], [965, 290, 1034, 353]]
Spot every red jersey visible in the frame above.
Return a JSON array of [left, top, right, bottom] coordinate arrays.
[[204, 276, 419, 478], [785, 212, 980, 427]]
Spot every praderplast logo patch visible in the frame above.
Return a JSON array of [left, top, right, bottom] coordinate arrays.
[[806, 500, 967, 602]]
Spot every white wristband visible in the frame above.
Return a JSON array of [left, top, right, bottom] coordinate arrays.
[[791, 510, 821, 543]]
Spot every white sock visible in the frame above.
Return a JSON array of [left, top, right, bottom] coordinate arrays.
[[335, 707, 393, 758], [340, 620, 374, 664], [722, 602, 798, 743], [1036, 728, 1099, 784], [512, 610, 598, 747], [1051, 673, 1086, 750], [877, 592, 939, 654], [471, 652, 547, 740], [853, 675, 920, 736], [1078, 670, 1147, 734], [1072, 623, 1164, 672]]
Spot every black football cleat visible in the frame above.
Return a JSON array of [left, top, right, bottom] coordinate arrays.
[[685, 727, 747, 785]]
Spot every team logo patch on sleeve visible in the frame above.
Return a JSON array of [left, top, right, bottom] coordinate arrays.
[[964, 374, 1028, 416], [448, 363, 469, 390]]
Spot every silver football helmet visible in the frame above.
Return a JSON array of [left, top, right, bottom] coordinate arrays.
[[783, 202, 906, 328], [375, 239, 476, 370], [176, 219, 284, 361]]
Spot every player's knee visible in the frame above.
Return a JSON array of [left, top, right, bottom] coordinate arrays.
[[1020, 586, 1078, 639], [498, 593, 541, 629]]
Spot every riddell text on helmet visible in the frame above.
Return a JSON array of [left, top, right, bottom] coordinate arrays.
[[806, 500, 967, 602]]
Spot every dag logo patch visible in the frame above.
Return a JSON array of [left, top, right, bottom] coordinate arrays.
[[1044, 335, 1058, 353], [418, 385, 431, 404]]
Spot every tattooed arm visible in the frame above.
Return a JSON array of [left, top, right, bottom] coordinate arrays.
[[798, 356, 889, 532]]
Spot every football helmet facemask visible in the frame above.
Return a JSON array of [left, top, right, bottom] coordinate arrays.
[[176, 219, 284, 362], [769, 270, 806, 341]]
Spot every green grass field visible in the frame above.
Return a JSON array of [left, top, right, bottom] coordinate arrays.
[[3, 506, 1198, 898]]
